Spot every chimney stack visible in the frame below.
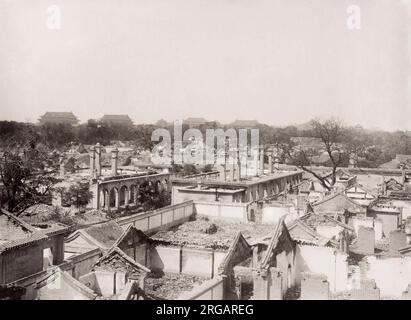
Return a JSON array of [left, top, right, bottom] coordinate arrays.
[[259, 147, 264, 176], [89, 146, 96, 177], [219, 164, 226, 182], [111, 147, 119, 176], [95, 143, 102, 177]]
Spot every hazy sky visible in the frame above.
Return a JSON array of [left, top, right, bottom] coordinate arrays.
[[0, 0, 410, 130]]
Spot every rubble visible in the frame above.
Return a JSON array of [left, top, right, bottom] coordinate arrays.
[[144, 272, 206, 300]]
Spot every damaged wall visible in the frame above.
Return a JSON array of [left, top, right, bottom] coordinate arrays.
[[362, 255, 411, 297], [295, 245, 348, 293]]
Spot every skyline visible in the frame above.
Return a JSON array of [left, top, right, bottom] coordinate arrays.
[[0, 0, 410, 131]]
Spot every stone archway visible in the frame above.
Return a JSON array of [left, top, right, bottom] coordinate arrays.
[[119, 186, 128, 206]]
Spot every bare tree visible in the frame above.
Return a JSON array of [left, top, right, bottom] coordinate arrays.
[[283, 118, 349, 191]]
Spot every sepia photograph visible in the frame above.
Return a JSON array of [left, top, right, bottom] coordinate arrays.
[[0, 0, 410, 308]]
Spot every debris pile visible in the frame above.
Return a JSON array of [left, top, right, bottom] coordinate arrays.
[[144, 272, 205, 300]]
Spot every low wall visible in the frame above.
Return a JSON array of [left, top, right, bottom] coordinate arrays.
[[116, 201, 194, 234], [177, 276, 225, 300], [60, 248, 102, 279], [149, 245, 227, 279], [193, 201, 249, 222]]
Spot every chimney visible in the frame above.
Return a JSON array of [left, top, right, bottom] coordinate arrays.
[[95, 143, 102, 177], [89, 146, 96, 177], [111, 147, 119, 176], [259, 147, 264, 176], [59, 155, 65, 178], [229, 163, 235, 182], [219, 165, 226, 182]]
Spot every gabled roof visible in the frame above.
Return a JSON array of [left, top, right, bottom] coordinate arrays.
[[65, 221, 124, 251], [218, 231, 252, 275], [299, 212, 354, 232], [93, 246, 150, 276], [312, 191, 363, 211], [287, 219, 333, 247], [108, 224, 152, 251], [260, 217, 294, 269], [345, 182, 377, 198]]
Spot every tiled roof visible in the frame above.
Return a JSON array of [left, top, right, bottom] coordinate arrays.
[[101, 114, 133, 121], [93, 246, 150, 275], [287, 219, 332, 247], [0, 209, 48, 252], [65, 221, 124, 250]]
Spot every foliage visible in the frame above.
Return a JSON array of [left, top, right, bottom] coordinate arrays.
[[0, 147, 58, 214], [61, 181, 93, 211]]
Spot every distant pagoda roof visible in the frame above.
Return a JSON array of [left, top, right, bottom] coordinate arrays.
[[38, 112, 79, 125], [101, 114, 133, 125], [229, 119, 260, 127]]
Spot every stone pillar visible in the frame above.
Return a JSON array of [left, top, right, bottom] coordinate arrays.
[[105, 191, 110, 211], [115, 189, 120, 209], [268, 153, 273, 174], [134, 186, 139, 205], [125, 188, 129, 206], [89, 146, 96, 177], [259, 147, 264, 176], [59, 155, 65, 178], [95, 143, 102, 177], [111, 147, 119, 176]]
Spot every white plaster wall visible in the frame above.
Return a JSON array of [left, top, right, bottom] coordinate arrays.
[[261, 207, 289, 224], [149, 246, 181, 273], [364, 256, 411, 297], [181, 248, 213, 278], [295, 245, 348, 292]]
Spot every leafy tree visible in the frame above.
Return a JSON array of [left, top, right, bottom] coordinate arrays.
[[0, 148, 58, 214], [64, 182, 93, 212]]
